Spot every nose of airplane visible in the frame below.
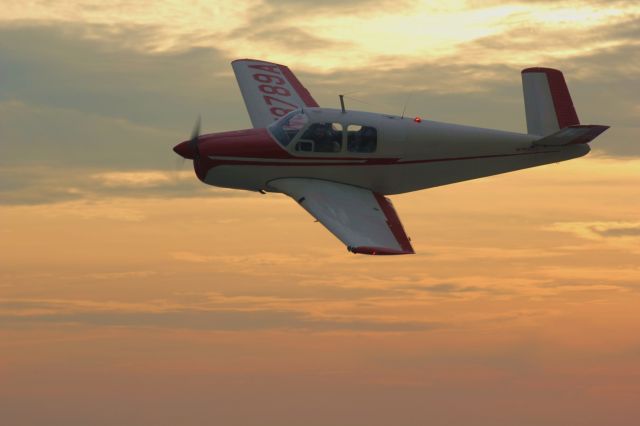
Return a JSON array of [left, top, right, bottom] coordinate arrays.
[[173, 140, 195, 160], [174, 117, 202, 160]]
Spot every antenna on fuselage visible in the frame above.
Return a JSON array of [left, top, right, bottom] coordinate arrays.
[[400, 93, 412, 120], [339, 94, 346, 113]]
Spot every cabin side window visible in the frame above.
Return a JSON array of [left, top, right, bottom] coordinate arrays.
[[347, 125, 377, 153], [295, 122, 343, 153]]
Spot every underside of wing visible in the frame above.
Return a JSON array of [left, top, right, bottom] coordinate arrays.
[[232, 59, 319, 129], [270, 178, 414, 255]]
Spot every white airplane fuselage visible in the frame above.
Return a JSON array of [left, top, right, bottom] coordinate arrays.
[[172, 61, 608, 255], [178, 108, 589, 196]]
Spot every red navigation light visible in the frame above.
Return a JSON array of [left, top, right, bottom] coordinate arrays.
[[414, 117, 422, 123]]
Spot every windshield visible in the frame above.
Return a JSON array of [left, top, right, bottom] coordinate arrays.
[[268, 109, 309, 147]]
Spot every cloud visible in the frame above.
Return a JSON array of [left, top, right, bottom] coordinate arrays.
[[535, 266, 640, 286], [91, 171, 178, 188], [398, 283, 486, 294], [463, 15, 640, 69], [0, 11, 638, 209], [0, 1, 256, 51], [0, 298, 441, 332], [0, 165, 245, 205], [171, 251, 308, 266], [0, 25, 251, 166], [244, 26, 350, 52], [1, 20, 638, 170], [548, 221, 640, 240], [33, 200, 147, 222], [242, 1, 639, 71], [597, 227, 640, 238]]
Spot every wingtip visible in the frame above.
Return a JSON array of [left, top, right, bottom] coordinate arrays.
[[349, 246, 415, 255]]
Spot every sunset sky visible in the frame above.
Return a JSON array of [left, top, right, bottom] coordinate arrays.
[[1, 1, 639, 425]]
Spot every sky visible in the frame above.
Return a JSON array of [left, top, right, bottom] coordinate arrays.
[[1, 1, 639, 425]]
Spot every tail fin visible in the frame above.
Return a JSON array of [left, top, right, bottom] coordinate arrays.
[[521, 67, 580, 136]]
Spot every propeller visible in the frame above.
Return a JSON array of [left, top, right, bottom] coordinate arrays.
[[173, 116, 204, 180], [190, 115, 201, 161]]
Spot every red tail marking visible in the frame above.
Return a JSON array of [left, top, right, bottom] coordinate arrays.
[[522, 67, 579, 128], [278, 64, 319, 107]]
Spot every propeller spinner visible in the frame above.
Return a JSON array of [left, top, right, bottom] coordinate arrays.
[[173, 116, 201, 160]]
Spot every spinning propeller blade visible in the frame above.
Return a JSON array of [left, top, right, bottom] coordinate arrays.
[[190, 115, 201, 160], [172, 116, 203, 161]]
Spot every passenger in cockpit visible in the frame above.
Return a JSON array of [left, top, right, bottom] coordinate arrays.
[[360, 127, 376, 152]]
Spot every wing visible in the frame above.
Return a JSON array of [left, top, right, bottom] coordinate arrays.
[[231, 59, 319, 129], [270, 178, 414, 255]]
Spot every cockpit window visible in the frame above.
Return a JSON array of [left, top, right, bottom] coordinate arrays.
[[347, 124, 377, 153], [296, 122, 343, 153], [268, 109, 308, 147]]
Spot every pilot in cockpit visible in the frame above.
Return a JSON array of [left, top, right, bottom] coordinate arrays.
[[311, 124, 341, 152]]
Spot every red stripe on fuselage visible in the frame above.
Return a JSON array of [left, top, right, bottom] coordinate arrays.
[[199, 128, 290, 159], [206, 150, 561, 167], [193, 126, 561, 181]]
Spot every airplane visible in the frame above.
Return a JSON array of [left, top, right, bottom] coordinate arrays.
[[173, 59, 609, 255]]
